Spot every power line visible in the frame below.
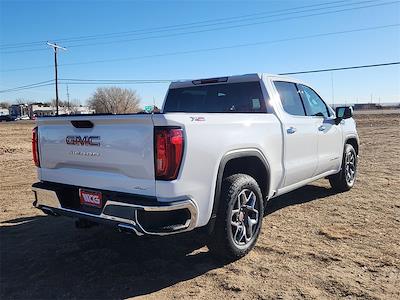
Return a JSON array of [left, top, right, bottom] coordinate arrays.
[[0, 80, 171, 93], [0, 80, 54, 93], [2, 23, 398, 72], [3, 0, 396, 54], [1, 61, 399, 93], [61, 78, 172, 82], [64, 1, 399, 48], [1, 0, 397, 54], [0, 0, 366, 49], [57, 82, 172, 85], [62, 1, 400, 50], [278, 61, 400, 75], [0, 82, 55, 93]]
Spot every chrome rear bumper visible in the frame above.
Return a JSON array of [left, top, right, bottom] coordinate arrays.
[[32, 185, 198, 236]]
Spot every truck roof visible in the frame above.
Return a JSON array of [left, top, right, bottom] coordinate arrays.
[[169, 73, 301, 89]]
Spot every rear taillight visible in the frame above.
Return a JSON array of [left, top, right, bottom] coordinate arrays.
[[155, 127, 184, 180], [32, 127, 40, 167]]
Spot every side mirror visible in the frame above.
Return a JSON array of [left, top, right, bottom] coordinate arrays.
[[335, 106, 353, 125]]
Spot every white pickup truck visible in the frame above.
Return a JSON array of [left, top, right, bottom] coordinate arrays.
[[32, 73, 358, 259]]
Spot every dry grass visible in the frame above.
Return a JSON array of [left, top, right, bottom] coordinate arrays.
[[1, 114, 399, 299]]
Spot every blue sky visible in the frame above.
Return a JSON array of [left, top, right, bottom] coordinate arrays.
[[1, 0, 399, 108]]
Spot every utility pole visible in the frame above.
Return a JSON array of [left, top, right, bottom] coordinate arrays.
[[330, 72, 335, 107], [47, 42, 67, 115], [66, 84, 70, 112]]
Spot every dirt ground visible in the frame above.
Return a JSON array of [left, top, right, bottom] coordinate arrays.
[[1, 114, 399, 300]]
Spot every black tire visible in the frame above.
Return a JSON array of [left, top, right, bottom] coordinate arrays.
[[208, 174, 264, 260], [329, 144, 357, 192]]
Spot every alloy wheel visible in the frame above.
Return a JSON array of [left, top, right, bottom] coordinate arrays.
[[345, 150, 356, 185], [230, 189, 260, 246]]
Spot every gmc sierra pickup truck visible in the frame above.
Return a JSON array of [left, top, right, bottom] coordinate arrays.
[[32, 73, 358, 259]]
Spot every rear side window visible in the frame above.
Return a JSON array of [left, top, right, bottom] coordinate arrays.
[[163, 82, 267, 113], [274, 81, 305, 116]]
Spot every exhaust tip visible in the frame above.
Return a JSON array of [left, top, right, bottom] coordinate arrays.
[[41, 207, 58, 216], [117, 224, 141, 235]]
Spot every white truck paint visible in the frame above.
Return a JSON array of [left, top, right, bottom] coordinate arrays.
[[32, 73, 359, 258]]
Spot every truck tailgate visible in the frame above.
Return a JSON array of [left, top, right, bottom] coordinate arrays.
[[37, 115, 155, 196]]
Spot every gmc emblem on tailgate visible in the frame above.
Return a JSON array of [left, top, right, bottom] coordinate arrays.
[[66, 136, 100, 146]]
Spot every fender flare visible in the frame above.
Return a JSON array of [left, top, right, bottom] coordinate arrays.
[[344, 134, 359, 154], [207, 148, 271, 232], [332, 135, 359, 172]]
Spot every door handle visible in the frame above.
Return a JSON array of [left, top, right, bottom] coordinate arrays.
[[318, 125, 326, 131], [287, 127, 297, 134]]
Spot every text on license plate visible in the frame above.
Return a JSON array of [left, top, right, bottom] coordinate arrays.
[[79, 189, 102, 208]]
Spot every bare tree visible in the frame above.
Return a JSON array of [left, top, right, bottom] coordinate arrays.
[[51, 99, 67, 107], [0, 101, 10, 109], [16, 98, 29, 105], [88, 87, 141, 114], [49, 98, 82, 114], [67, 99, 82, 114]]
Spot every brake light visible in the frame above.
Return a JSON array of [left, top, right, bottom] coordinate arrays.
[[155, 127, 184, 180], [192, 77, 228, 85], [32, 127, 40, 167]]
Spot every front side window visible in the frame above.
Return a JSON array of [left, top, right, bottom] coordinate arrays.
[[298, 84, 330, 118], [163, 82, 267, 113], [274, 81, 305, 116]]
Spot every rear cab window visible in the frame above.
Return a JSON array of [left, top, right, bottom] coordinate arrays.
[[274, 81, 305, 116], [163, 81, 268, 113]]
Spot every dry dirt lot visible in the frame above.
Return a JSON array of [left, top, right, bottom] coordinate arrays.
[[1, 114, 399, 299]]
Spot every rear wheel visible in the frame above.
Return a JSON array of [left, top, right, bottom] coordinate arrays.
[[329, 144, 357, 192], [208, 174, 263, 260]]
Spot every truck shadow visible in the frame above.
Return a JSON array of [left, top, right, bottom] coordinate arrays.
[[264, 184, 337, 216], [1, 184, 334, 299]]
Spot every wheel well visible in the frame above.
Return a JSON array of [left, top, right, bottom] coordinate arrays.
[[346, 138, 359, 155], [222, 156, 269, 200], [206, 152, 270, 233]]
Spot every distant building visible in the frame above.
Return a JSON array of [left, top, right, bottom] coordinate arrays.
[[70, 106, 95, 115], [332, 103, 400, 111], [353, 103, 400, 110], [29, 103, 95, 117], [9, 104, 29, 118], [376, 103, 400, 109], [353, 103, 379, 110], [29, 103, 54, 117]]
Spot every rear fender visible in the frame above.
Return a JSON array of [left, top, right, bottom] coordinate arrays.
[[207, 149, 270, 232]]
